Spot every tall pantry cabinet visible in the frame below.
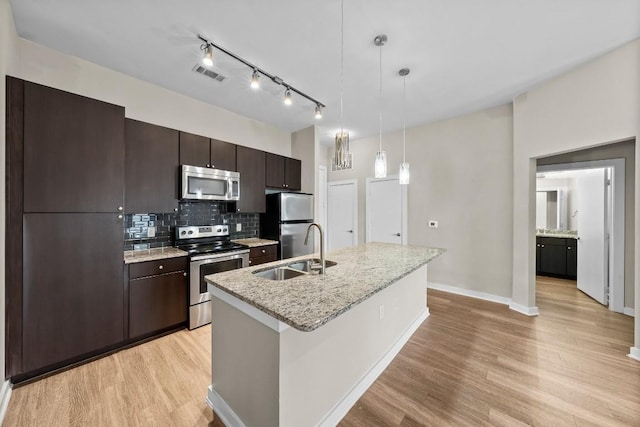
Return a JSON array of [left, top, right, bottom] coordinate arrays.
[[6, 77, 126, 380]]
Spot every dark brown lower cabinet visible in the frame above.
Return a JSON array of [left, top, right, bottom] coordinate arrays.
[[248, 244, 278, 266], [536, 236, 577, 279], [22, 213, 125, 374], [128, 259, 188, 339]]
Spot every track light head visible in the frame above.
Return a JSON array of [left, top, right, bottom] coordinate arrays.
[[250, 70, 260, 89], [315, 104, 323, 119], [202, 44, 214, 67], [284, 88, 292, 106]]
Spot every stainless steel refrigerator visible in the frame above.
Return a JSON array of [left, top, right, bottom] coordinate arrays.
[[260, 192, 314, 259]]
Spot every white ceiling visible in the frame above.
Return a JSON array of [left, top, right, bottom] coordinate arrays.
[[10, 0, 640, 145]]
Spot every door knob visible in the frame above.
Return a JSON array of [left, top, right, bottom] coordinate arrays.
[[395, 233, 401, 236], [347, 230, 353, 233]]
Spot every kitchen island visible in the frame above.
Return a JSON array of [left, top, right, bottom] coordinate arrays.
[[205, 242, 444, 427]]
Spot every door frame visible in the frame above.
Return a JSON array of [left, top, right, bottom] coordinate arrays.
[[537, 159, 625, 313], [365, 175, 408, 245], [327, 179, 358, 249], [317, 165, 328, 253]]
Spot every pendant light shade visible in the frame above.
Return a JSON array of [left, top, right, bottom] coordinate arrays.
[[375, 151, 387, 178], [373, 34, 387, 178], [399, 67, 410, 185], [399, 162, 410, 184]]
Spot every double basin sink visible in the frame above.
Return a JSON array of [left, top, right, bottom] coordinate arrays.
[[253, 258, 337, 281]]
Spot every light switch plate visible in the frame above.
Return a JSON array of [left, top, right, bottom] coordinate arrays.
[[428, 220, 439, 228], [236, 223, 242, 232], [147, 226, 156, 237]]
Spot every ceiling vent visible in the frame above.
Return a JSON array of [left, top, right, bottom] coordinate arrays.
[[192, 64, 226, 82]]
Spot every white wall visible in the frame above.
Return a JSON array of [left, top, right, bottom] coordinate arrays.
[[328, 104, 514, 298], [512, 39, 640, 348], [0, 0, 19, 416], [9, 39, 291, 156]]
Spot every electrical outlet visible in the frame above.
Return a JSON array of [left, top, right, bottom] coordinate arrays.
[[379, 305, 384, 320], [147, 226, 156, 237], [428, 220, 439, 228], [236, 223, 242, 232]]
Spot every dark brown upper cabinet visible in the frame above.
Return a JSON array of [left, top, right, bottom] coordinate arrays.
[[236, 146, 266, 213], [179, 132, 237, 172], [211, 138, 237, 171], [285, 157, 302, 191], [23, 81, 125, 213], [179, 131, 210, 168], [265, 153, 301, 191], [125, 119, 180, 214]]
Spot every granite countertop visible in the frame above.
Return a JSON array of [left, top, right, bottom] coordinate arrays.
[[124, 247, 189, 264], [232, 238, 279, 248], [536, 230, 579, 239], [205, 242, 444, 332]]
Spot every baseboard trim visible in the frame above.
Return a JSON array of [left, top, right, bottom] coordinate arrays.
[[623, 307, 635, 317], [318, 308, 430, 426], [508, 301, 540, 317], [427, 282, 511, 306], [0, 380, 12, 425], [207, 385, 246, 427], [628, 347, 640, 362]]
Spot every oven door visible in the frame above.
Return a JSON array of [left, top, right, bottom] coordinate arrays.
[[189, 251, 249, 305]]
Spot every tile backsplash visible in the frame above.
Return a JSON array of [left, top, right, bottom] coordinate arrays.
[[124, 201, 259, 250]]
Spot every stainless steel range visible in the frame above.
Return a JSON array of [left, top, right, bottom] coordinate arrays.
[[175, 225, 249, 329]]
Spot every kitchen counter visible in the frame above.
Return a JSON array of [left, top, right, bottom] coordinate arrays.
[[205, 242, 444, 332], [536, 231, 579, 239], [231, 237, 279, 248], [123, 247, 188, 264], [205, 242, 444, 426]]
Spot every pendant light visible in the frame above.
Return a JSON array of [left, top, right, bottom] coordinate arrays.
[[374, 35, 387, 178], [399, 68, 410, 185], [333, 0, 352, 170]]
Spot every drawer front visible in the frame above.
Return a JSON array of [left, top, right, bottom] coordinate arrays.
[[249, 244, 277, 259], [129, 256, 188, 279], [536, 237, 566, 246], [249, 254, 278, 267]]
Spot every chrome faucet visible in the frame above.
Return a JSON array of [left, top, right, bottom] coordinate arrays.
[[304, 222, 325, 274]]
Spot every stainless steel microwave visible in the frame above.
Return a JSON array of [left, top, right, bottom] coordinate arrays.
[[181, 165, 240, 201]]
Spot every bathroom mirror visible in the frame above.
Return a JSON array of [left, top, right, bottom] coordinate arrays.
[[536, 188, 567, 230]]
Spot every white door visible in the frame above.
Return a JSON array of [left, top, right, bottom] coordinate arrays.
[[327, 180, 357, 250], [366, 177, 406, 244], [576, 168, 608, 305]]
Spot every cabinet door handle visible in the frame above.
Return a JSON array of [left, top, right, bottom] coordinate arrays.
[[237, 208, 240, 212], [206, 164, 211, 168], [568, 247, 572, 250], [174, 208, 178, 212], [541, 245, 545, 248], [158, 265, 163, 270], [183, 272, 187, 277], [117, 206, 123, 211], [249, 260, 252, 265], [117, 214, 123, 220], [211, 164, 215, 169]]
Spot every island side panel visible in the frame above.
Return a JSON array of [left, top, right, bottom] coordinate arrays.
[[209, 297, 280, 426], [279, 265, 429, 426]]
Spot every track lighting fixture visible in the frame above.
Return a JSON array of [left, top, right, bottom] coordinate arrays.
[[250, 70, 260, 89], [196, 34, 324, 119], [284, 88, 292, 105], [202, 44, 214, 67]]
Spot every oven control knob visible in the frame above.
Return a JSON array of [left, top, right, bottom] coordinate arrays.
[[217, 228, 222, 232], [181, 231, 186, 235], [188, 230, 193, 235]]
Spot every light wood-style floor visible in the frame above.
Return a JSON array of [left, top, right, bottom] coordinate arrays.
[[4, 277, 638, 426]]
